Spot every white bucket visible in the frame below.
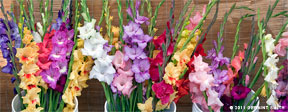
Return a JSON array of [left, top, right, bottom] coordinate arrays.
[[11, 93, 78, 112], [192, 90, 259, 112], [104, 101, 176, 112]]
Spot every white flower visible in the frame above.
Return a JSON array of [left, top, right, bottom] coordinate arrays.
[[37, 22, 44, 36], [264, 54, 279, 71], [32, 32, 42, 43], [266, 90, 279, 107], [264, 54, 279, 87], [81, 39, 106, 59], [96, 54, 114, 66], [264, 69, 278, 85], [78, 19, 97, 40], [89, 32, 107, 45], [89, 60, 116, 85], [80, 30, 108, 59], [264, 34, 275, 56]]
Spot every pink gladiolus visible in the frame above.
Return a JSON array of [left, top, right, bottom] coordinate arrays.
[[186, 12, 202, 30], [112, 51, 126, 69], [112, 73, 135, 97], [231, 56, 241, 72], [245, 75, 250, 86], [113, 51, 134, 76], [274, 38, 288, 56], [189, 71, 214, 91], [207, 89, 224, 112]]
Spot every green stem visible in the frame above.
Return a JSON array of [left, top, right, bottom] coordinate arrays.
[[145, 0, 152, 18], [48, 0, 54, 26], [53, 92, 60, 110], [147, 0, 165, 58], [101, 82, 114, 111], [173, 0, 192, 39], [216, 3, 236, 53], [116, 0, 125, 44], [48, 89, 53, 111], [202, 91, 213, 112], [103, 0, 113, 46], [180, 0, 217, 51], [28, 0, 35, 31], [121, 95, 126, 111], [146, 79, 152, 98], [41, 91, 47, 111], [137, 83, 143, 104], [129, 0, 136, 18], [231, 14, 255, 59], [98, 0, 105, 27], [248, 64, 263, 88]]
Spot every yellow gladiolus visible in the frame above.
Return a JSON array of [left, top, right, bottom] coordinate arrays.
[[138, 97, 153, 112]]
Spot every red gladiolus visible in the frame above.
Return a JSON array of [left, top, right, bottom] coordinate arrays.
[[194, 44, 207, 57], [149, 51, 164, 81], [167, 42, 174, 56], [153, 30, 166, 49], [174, 79, 190, 103], [36, 30, 55, 71]]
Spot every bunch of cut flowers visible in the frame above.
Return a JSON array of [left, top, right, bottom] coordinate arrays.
[[0, 0, 93, 111], [201, 0, 288, 112], [78, 0, 221, 111]]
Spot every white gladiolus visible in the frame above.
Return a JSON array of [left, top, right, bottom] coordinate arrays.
[[264, 34, 275, 56], [266, 90, 279, 108], [78, 18, 116, 85], [32, 32, 42, 43], [89, 60, 116, 85], [78, 19, 97, 40]]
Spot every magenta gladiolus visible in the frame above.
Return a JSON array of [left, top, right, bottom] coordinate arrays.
[[152, 81, 174, 104], [231, 85, 251, 100]]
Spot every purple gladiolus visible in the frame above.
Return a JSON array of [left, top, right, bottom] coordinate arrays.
[[49, 47, 67, 61], [52, 31, 69, 47], [124, 46, 147, 61], [215, 52, 230, 66], [135, 14, 149, 25], [0, 18, 21, 75], [206, 39, 230, 98], [1, 61, 13, 74], [51, 59, 68, 75], [207, 48, 217, 59], [132, 34, 152, 49], [55, 75, 67, 92], [45, 23, 74, 90], [51, 11, 64, 30], [117, 0, 152, 85], [132, 59, 150, 83], [103, 42, 113, 52], [11, 77, 16, 83], [213, 84, 226, 98], [213, 69, 228, 84], [41, 66, 61, 89], [123, 22, 144, 44], [126, 6, 133, 18]]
